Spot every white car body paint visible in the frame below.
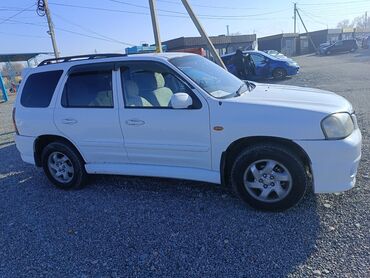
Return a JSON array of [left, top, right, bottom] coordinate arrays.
[[14, 53, 362, 193]]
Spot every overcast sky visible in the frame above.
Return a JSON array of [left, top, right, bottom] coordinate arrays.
[[0, 0, 369, 56]]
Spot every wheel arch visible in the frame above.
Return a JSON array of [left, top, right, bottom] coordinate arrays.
[[273, 66, 287, 75], [34, 134, 85, 167], [220, 136, 312, 187]]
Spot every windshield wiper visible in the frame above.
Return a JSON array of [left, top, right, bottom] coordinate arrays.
[[235, 81, 254, 96], [235, 83, 247, 96]]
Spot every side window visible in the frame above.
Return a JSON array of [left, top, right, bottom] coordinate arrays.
[[251, 54, 267, 66], [335, 41, 343, 46], [62, 71, 113, 108], [20, 70, 63, 107], [121, 63, 201, 109]]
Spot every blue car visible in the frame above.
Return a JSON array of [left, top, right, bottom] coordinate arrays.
[[221, 50, 299, 80]]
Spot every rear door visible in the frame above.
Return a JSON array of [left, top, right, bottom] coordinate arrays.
[[54, 64, 128, 164]]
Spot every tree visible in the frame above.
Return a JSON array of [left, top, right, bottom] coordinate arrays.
[[352, 15, 370, 29], [337, 19, 352, 28], [337, 15, 370, 29]]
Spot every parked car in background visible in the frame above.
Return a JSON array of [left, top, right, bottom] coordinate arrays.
[[361, 36, 370, 49], [319, 39, 358, 55], [262, 50, 287, 59], [222, 50, 299, 80]]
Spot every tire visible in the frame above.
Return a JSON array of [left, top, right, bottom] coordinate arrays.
[[41, 142, 87, 190], [230, 143, 309, 211], [272, 68, 287, 80], [349, 48, 356, 52], [326, 50, 331, 55]]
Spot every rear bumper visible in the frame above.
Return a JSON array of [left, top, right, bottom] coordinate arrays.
[[295, 128, 362, 193], [15, 135, 35, 165]]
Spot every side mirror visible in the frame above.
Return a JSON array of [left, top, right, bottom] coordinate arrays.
[[170, 93, 193, 109]]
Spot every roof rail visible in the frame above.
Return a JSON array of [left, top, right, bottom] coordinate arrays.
[[38, 53, 127, 66]]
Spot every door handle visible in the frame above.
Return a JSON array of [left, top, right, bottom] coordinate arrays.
[[62, 118, 78, 125], [126, 119, 145, 126]]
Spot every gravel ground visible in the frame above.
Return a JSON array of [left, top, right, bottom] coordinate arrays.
[[0, 51, 369, 277]]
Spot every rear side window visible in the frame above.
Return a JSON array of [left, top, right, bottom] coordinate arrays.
[[61, 71, 113, 108], [20, 70, 63, 107]]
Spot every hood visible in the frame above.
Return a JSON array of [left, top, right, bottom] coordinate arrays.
[[226, 83, 353, 114]]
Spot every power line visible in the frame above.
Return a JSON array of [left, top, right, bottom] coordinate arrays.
[[298, 8, 328, 27], [0, 30, 48, 38], [156, 0, 263, 10], [54, 26, 134, 45], [0, 3, 35, 25], [0, 17, 133, 46], [0, 7, 34, 12], [0, 17, 46, 27], [108, 0, 288, 18], [299, 0, 370, 6], [52, 12, 135, 46], [49, 2, 288, 20]]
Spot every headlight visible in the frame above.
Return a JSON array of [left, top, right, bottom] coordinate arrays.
[[286, 61, 298, 67], [321, 112, 354, 140]]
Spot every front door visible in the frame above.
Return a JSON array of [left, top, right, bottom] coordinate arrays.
[[250, 54, 270, 79], [54, 65, 128, 164], [117, 61, 212, 170], [332, 41, 344, 53]]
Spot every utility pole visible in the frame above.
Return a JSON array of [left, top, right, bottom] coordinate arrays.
[[365, 11, 368, 29], [37, 0, 59, 58], [44, 0, 59, 58], [226, 25, 230, 36], [294, 3, 297, 33], [181, 0, 226, 69], [148, 0, 162, 53], [296, 8, 317, 52]]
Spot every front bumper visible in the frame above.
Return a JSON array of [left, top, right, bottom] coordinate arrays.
[[295, 128, 362, 193], [287, 66, 299, 76]]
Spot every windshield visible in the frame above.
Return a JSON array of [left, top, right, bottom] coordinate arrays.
[[170, 55, 248, 98]]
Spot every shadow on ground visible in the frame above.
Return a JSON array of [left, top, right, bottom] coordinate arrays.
[[0, 144, 320, 277]]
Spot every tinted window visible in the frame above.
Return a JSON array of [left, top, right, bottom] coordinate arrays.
[[251, 54, 267, 65], [21, 70, 63, 107], [62, 71, 113, 108]]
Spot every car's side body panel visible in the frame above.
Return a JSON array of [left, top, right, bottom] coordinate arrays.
[[14, 68, 66, 138], [85, 163, 220, 184]]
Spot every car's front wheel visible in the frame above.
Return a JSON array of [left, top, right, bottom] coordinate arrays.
[[230, 143, 309, 211], [42, 142, 87, 190], [272, 68, 287, 80]]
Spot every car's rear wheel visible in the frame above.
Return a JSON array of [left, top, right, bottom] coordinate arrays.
[[230, 143, 309, 211], [326, 50, 331, 55], [350, 48, 356, 52], [272, 68, 287, 80], [42, 142, 87, 189]]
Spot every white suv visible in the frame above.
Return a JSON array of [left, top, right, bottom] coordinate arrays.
[[14, 53, 362, 211]]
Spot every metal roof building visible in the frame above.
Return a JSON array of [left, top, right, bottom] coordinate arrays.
[[163, 34, 257, 58]]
